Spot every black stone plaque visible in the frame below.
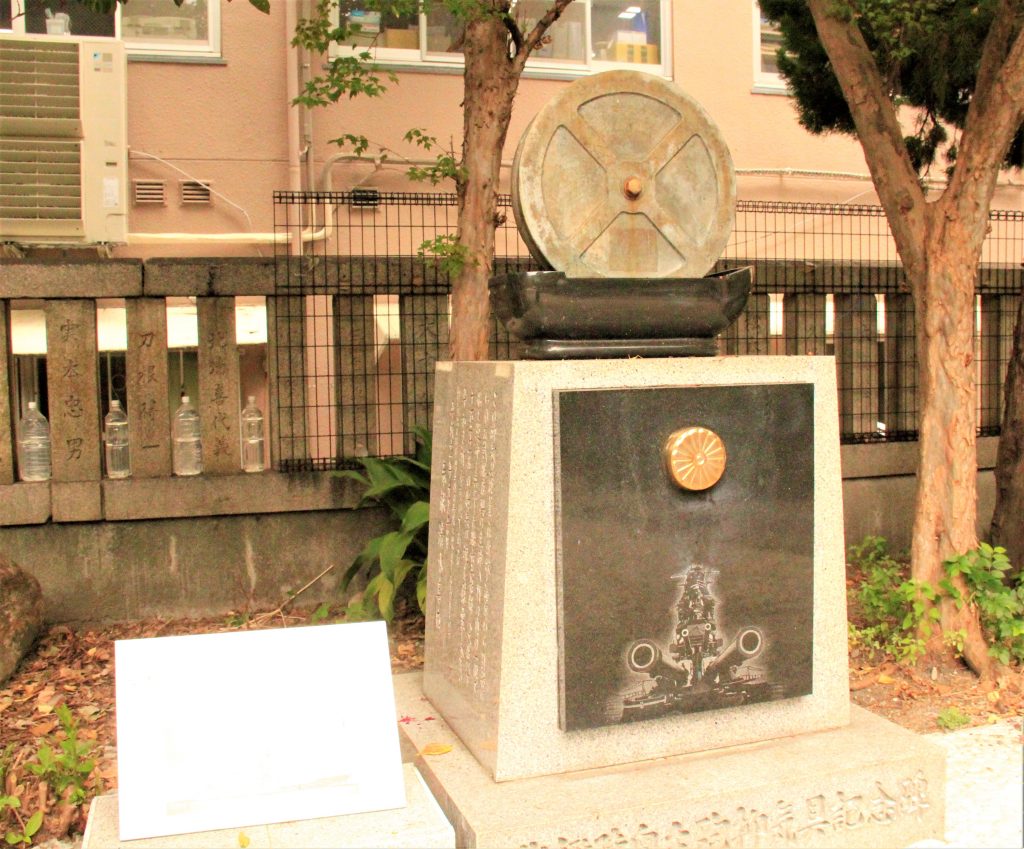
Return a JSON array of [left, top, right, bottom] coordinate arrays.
[[555, 384, 814, 732]]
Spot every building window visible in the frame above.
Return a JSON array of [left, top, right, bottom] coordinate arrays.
[[335, 0, 670, 77], [753, 2, 785, 92], [119, 0, 220, 57], [3, 0, 220, 58]]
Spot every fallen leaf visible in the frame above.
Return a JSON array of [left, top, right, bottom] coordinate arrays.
[[877, 673, 896, 685], [30, 719, 59, 737], [987, 690, 1001, 704], [0, 698, 12, 714], [238, 831, 251, 848], [419, 743, 453, 756], [423, 716, 435, 721], [398, 715, 413, 724]]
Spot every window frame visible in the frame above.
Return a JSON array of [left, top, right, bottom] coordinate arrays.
[[330, 1, 673, 80], [116, 0, 222, 59], [752, 1, 786, 94], [1, 0, 222, 59]]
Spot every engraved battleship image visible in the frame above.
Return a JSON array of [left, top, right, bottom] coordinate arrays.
[[619, 565, 780, 722]]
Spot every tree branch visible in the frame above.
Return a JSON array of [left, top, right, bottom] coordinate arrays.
[[806, 0, 927, 277], [947, 2, 1024, 227], [502, 10, 525, 55], [513, 0, 575, 73]]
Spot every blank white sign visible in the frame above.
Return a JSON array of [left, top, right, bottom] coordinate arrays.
[[115, 621, 405, 841]]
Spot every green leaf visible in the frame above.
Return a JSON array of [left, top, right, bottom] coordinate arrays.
[[377, 577, 396, 620], [378, 531, 414, 580], [416, 563, 428, 612], [24, 812, 42, 839], [248, 0, 271, 12], [400, 501, 429, 534], [311, 602, 330, 623], [6, 831, 23, 845]]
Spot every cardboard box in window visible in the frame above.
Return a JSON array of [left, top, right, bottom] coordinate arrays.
[[384, 28, 418, 49], [611, 42, 659, 64], [612, 29, 648, 45]]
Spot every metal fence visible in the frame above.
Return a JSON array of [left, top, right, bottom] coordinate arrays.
[[272, 191, 1023, 470]]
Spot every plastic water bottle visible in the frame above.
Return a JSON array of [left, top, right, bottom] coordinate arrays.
[[103, 399, 131, 479], [240, 396, 265, 473], [172, 395, 203, 476], [18, 402, 51, 482]]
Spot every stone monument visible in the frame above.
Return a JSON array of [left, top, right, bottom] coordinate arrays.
[[394, 71, 945, 848]]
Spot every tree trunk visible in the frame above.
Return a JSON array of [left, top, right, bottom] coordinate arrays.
[[450, 14, 520, 362], [911, 212, 994, 680], [991, 295, 1024, 577]]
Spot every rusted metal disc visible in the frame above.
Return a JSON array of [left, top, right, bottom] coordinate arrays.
[[511, 71, 736, 279]]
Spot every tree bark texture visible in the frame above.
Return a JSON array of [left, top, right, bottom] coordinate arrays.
[[450, 13, 519, 361], [805, 0, 1024, 678], [991, 296, 1024, 576], [912, 213, 992, 679]]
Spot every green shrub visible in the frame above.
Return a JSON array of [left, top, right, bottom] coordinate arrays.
[[849, 536, 1024, 668], [848, 536, 938, 664], [27, 704, 95, 806], [337, 426, 431, 621], [942, 544, 1024, 666]]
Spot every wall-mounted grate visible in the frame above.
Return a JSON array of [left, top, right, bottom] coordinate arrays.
[[132, 179, 165, 205], [180, 180, 212, 205]]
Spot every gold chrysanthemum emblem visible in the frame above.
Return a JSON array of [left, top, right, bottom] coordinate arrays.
[[663, 427, 726, 491]]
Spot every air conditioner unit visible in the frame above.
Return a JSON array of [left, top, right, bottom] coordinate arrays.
[[0, 34, 127, 246]]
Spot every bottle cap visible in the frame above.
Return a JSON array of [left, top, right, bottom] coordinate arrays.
[[181, 395, 190, 404], [28, 401, 37, 410], [110, 399, 121, 409], [247, 396, 255, 404]]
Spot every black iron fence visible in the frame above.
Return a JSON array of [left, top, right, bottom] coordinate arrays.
[[272, 191, 1022, 470]]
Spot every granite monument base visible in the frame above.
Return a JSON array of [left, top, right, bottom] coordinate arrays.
[[425, 358, 849, 781], [397, 673, 944, 849], [81, 764, 455, 849]]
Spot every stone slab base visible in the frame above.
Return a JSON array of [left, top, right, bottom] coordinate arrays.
[[81, 764, 454, 849], [396, 673, 945, 849]]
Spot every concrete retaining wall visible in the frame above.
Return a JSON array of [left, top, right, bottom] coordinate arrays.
[[0, 506, 390, 623]]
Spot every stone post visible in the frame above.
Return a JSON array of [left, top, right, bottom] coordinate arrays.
[[126, 298, 172, 477], [267, 296, 309, 469], [45, 299, 102, 520], [197, 297, 242, 475], [834, 293, 880, 439], [883, 293, 917, 437], [783, 293, 828, 356], [333, 294, 378, 460], [400, 294, 449, 453], [0, 301, 13, 485]]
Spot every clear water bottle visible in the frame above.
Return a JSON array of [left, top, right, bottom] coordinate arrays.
[[172, 395, 203, 476], [17, 401, 51, 482], [103, 399, 131, 479], [240, 396, 265, 473]]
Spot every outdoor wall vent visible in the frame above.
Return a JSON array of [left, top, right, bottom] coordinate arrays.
[[180, 180, 213, 205], [132, 179, 165, 206], [349, 188, 380, 209]]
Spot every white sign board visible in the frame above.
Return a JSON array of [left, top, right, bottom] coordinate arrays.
[[115, 621, 405, 841]]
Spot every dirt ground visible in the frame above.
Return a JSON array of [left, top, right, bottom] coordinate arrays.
[[1, 587, 1021, 845]]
